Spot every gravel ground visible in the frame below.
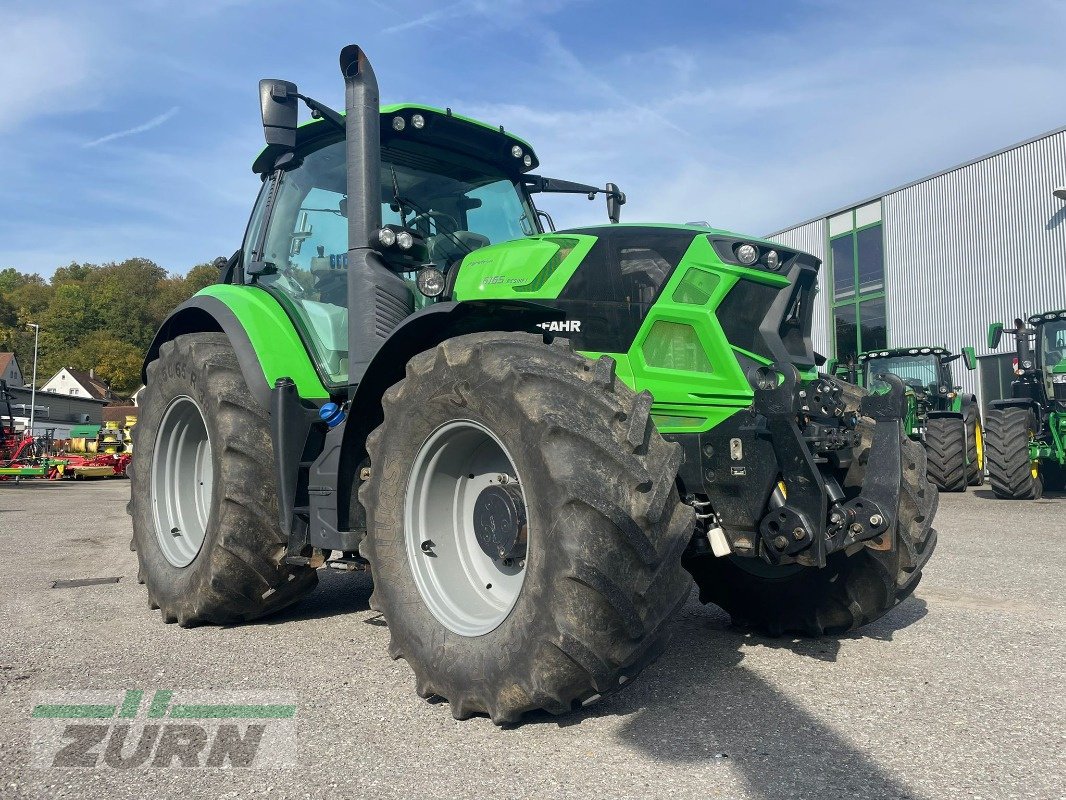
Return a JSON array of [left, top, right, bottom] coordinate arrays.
[[0, 479, 1063, 799]]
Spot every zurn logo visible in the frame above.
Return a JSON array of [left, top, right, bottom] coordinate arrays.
[[30, 690, 296, 769]]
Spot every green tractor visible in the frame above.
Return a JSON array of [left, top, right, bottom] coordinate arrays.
[[129, 46, 938, 724], [984, 312, 1066, 498], [855, 347, 982, 492]]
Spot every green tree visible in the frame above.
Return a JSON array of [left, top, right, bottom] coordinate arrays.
[[0, 258, 216, 396]]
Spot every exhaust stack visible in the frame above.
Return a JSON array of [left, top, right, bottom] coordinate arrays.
[[338, 45, 413, 388]]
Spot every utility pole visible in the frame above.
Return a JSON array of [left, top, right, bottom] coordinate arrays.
[[27, 323, 39, 439]]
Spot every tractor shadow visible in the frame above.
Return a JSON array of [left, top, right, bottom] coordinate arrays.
[[256, 568, 374, 625], [973, 488, 1064, 501], [529, 594, 929, 798]]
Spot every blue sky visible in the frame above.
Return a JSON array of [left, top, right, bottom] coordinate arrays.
[[2, 0, 1065, 276]]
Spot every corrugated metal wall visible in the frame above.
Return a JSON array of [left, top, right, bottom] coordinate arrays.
[[883, 130, 1066, 402], [768, 219, 831, 357], [770, 128, 1066, 405]]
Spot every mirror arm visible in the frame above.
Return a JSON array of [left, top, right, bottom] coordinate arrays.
[[296, 93, 345, 131]]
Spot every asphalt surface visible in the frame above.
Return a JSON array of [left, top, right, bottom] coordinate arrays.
[[0, 479, 1063, 799]]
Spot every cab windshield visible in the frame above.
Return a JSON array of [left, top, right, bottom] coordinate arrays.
[[865, 354, 939, 393], [1040, 320, 1066, 369], [243, 137, 539, 385]]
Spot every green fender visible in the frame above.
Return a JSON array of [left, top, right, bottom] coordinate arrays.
[[142, 284, 330, 409]]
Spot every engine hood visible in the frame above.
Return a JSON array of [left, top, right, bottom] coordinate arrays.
[[449, 223, 819, 368]]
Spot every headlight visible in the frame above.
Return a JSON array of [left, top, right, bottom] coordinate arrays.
[[1052, 374, 1066, 384], [392, 116, 405, 131], [411, 113, 425, 129], [523, 154, 532, 167], [378, 227, 397, 247], [396, 231, 414, 250], [938, 385, 949, 394], [416, 267, 445, 297], [735, 243, 758, 265], [1022, 360, 1033, 370], [511, 145, 523, 159], [764, 250, 781, 270]]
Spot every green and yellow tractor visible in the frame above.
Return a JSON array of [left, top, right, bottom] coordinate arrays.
[[129, 45, 938, 724], [984, 313, 1066, 498], [854, 347, 982, 492]]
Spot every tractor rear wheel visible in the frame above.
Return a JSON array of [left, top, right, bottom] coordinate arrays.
[[129, 333, 317, 626], [985, 407, 1041, 500], [965, 406, 984, 486], [925, 417, 967, 492], [684, 380, 937, 636], [359, 332, 694, 724]]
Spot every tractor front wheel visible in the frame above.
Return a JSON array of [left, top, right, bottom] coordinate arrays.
[[360, 332, 694, 724], [685, 428, 937, 636], [129, 333, 317, 626], [925, 417, 967, 492], [985, 407, 1041, 500]]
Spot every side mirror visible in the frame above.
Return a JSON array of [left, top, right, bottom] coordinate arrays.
[[259, 79, 299, 148], [987, 322, 1003, 349], [605, 182, 625, 224], [962, 346, 977, 371]]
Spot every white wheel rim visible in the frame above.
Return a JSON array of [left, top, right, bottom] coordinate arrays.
[[404, 419, 528, 636], [151, 396, 213, 568]]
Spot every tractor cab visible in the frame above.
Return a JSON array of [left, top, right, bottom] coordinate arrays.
[[247, 105, 548, 385], [1033, 311, 1066, 408], [858, 346, 975, 413], [247, 103, 626, 389]]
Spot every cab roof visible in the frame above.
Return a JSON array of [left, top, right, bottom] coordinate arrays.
[[1027, 309, 1066, 325], [859, 346, 949, 361], [252, 103, 540, 176]]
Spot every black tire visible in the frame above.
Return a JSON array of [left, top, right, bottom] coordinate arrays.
[[684, 379, 938, 636], [924, 417, 967, 492], [359, 332, 694, 725], [965, 405, 984, 486], [985, 407, 1041, 500], [129, 333, 317, 626]]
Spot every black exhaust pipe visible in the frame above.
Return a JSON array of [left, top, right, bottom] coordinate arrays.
[[339, 45, 413, 388]]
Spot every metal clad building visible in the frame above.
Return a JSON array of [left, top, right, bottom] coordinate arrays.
[[768, 126, 1066, 407]]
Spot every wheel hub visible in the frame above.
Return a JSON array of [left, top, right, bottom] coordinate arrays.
[[472, 483, 527, 561]]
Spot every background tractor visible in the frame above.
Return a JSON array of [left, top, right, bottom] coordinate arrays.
[[984, 313, 1066, 498], [854, 347, 982, 492], [129, 45, 938, 724]]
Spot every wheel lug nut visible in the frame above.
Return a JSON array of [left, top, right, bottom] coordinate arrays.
[[792, 527, 805, 541], [869, 514, 884, 527]]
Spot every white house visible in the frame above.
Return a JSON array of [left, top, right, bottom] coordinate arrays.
[[0, 353, 24, 387], [40, 367, 116, 402]]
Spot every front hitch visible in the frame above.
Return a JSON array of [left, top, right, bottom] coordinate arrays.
[[751, 364, 907, 566]]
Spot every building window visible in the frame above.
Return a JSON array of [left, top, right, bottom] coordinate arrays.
[[828, 201, 886, 359]]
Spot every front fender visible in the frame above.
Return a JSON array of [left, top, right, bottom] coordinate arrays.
[[143, 285, 330, 411]]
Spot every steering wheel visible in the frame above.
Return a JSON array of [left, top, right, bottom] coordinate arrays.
[[411, 210, 460, 235]]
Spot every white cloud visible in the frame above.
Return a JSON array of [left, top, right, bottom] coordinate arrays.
[[82, 106, 180, 148]]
